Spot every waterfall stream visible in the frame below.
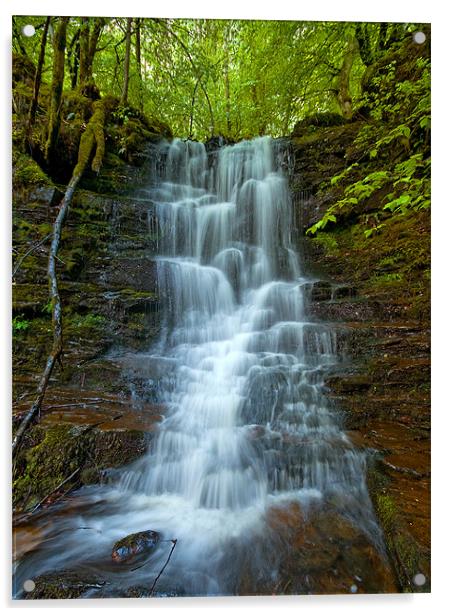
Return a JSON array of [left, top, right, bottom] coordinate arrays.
[[14, 137, 383, 597]]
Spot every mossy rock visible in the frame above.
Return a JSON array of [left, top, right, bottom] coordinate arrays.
[[13, 420, 149, 511], [292, 112, 346, 137], [111, 530, 160, 563], [106, 104, 172, 165], [13, 424, 83, 509], [12, 283, 49, 316], [24, 570, 107, 599], [12, 151, 53, 188], [62, 90, 93, 122]]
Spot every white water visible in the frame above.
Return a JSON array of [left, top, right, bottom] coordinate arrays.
[[14, 137, 381, 597]]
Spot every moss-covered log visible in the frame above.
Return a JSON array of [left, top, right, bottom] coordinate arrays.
[[74, 99, 107, 175]]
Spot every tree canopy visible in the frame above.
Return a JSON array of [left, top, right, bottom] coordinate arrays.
[[12, 16, 425, 140]]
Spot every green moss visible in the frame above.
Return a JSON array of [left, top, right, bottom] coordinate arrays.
[[121, 289, 156, 300], [12, 53, 35, 85], [376, 494, 397, 534], [13, 152, 53, 187], [76, 313, 106, 329], [27, 570, 105, 599], [13, 421, 148, 510], [62, 246, 86, 278], [62, 90, 93, 122], [13, 424, 81, 509], [74, 99, 106, 176], [311, 232, 339, 254]]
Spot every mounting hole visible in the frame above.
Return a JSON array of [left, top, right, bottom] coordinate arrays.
[[413, 31, 426, 44], [23, 579, 36, 592], [350, 583, 358, 593], [21, 24, 36, 37], [413, 573, 426, 586]]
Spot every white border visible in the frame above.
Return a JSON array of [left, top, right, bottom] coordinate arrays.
[[2, 1, 446, 614]]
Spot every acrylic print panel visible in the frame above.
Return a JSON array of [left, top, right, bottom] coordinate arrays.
[[11, 15, 430, 599]]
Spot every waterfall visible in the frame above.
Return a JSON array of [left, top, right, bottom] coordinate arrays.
[[122, 138, 363, 501], [116, 137, 381, 590], [13, 137, 382, 597]]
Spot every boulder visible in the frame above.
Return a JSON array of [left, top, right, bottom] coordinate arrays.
[[111, 530, 160, 564]]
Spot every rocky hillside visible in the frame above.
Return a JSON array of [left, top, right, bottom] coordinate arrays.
[[12, 141, 167, 512], [288, 31, 430, 592]]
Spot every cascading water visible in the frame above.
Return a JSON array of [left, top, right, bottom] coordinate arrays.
[[14, 137, 384, 597]]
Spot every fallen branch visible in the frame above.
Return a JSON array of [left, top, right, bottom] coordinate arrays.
[[379, 459, 429, 479], [12, 100, 108, 460], [12, 232, 52, 279], [129, 539, 175, 572], [149, 539, 177, 596], [14, 467, 81, 524], [30, 467, 81, 513]]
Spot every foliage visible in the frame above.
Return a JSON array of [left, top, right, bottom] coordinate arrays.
[[307, 33, 430, 237], [12, 16, 425, 141], [72, 313, 106, 329], [12, 315, 30, 333]]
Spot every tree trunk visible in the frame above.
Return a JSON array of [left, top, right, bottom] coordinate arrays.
[[120, 18, 132, 106], [223, 25, 231, 136], [224, 57, 231, 136], [356, 23, 391, 91], [26, 16, 51, 145], [335, 36, 358, 119], [189, 79, 200, 139], [86, 18, 104, 81], [79, 17, 90, 84], [44, 16, 69, 166], [67, 28, 81, 89], [135, 18, 143, 111], [154, 18, 215, 135], [79, 17, 104, 86]]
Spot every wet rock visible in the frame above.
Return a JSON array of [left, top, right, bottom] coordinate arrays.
[[326, 374, 373, 393], [23, 569, 107, 599], [28, 186, 64, 207], [309, 281, 333, 302], [265, 502, 397, 594], [12, 405, 156, 511], [111, 530, 160, 563], [204, 135, 236, 152], [101, 257, 158, 293], [124, 585, 185, 598]]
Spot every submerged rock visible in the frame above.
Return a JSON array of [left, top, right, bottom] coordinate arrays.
[[111, 530, 160, 564]]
